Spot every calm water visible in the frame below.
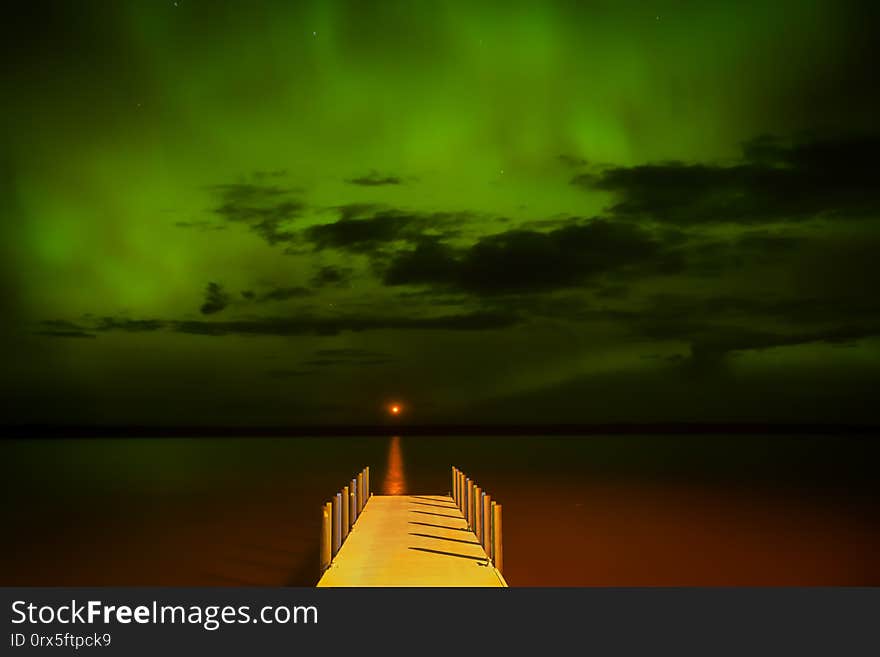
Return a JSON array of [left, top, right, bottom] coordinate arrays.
[[2, 434, 878, 585]]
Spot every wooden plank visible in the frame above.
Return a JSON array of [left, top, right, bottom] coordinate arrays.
[[317, 495, 506, 587]]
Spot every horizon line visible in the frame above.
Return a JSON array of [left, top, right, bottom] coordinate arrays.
[[2, 421, 877, 439]]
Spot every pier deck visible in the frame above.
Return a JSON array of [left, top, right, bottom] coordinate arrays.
[[317, 494, 506, 587]]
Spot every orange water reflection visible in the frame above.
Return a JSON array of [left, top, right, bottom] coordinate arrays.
[[382, 436, 407, 495]]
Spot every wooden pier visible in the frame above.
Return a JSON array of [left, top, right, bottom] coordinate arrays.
[[317, 467, 506, 587]]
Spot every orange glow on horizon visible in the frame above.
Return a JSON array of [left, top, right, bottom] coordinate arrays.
[[389, 404, 401, 416]]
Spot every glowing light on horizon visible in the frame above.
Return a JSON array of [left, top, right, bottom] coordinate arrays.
[[389, 403, 401, 416]]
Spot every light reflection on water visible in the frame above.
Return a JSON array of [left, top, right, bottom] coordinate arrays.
[[382, 435, 406, 494]]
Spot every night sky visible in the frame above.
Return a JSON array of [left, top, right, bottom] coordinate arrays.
[[2, 0, 879, 426]]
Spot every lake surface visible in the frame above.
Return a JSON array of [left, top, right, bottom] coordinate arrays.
[[2, 434, 878, 585]]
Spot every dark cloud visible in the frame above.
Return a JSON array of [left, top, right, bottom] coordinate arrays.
[[557, 154, 589, 168], [304, 214, 408, 253], [258, 286, 312, 302], [393, 289, 470, 307], [303, 207, 468, 254], [573, 134, 880, 224], [689, 325, 879, 363], [170, 311, 518, 337], [334, 203, 384, 221], [209, 183, 304, 244], [346, 171, 402, 186], [37, 319, 87, 330], [95, 318, 165, 332], [381, 239, 459, 287], [383, 219, 663, 294], [200, 282, 230, 315], [664, 321, 880, 371], [677, 230, 807, 275], [238, 285, 312, 303], [577, 293, 880, 365], [33, 320, 96, 339], [310, 265, 353, 287], [42, 310, 519, 339]]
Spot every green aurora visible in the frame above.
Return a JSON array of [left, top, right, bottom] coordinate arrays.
[[1, 0, 879, 425]]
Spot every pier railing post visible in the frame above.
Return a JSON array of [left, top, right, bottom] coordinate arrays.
[[467, 479, 474, 529], [482, 493, 492, 553], [341, 486, 350, 542], [461, 472, 466, 514], [451, 467, 456, 502], [474, 485, 482, 544], [320, 501, 332, 573], [332, 493, 342, 556], [357, 471, 364, 513], [365, 466, 370, 502], [350, 478, 358, 525], [492, 502, 503, 574], [473, 484, 480, 535]]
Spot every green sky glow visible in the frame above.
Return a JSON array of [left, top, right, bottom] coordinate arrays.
[[2, 0, 878, 425]]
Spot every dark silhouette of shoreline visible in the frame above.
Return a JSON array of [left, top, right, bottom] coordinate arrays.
[[4, 422, 877, 439]]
